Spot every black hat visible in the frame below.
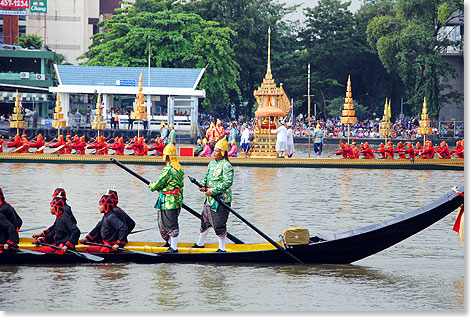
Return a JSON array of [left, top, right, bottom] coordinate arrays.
[[53, 187, 67, 200], [50, 196, 65, 213], [99, 194, 114, 213]]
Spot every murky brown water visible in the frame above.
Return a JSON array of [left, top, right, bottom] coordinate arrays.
[[0, 159, 464, 311]]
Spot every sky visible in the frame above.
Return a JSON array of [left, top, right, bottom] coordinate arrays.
[[282, 0, 363, 21]]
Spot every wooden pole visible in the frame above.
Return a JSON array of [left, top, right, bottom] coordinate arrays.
[[307, 63, 311, 158]]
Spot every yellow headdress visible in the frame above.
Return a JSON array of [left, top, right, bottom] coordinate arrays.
[[215, 137, 229, 155], [169, 123, 174, 129], [163, 142, 181, 170], [203, 138, 207, 145], [160, 121, 166, 128], [216, 119, 221, 125], [231, 139, 236, 145], [197, 138, 202, 144], [209, 122, 215, 129]]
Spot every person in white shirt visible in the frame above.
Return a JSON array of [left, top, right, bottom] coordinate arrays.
[[286, 122, 295, 158], [271, 120, 287, 158], [240, 124, 251, 154]]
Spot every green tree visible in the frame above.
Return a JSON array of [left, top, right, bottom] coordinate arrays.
[[366, 0, 463, 117], [298, 0, 367, 119], [79, 0, 240, 112], [17, 34, 43, 49], [186, 0, 298, 118]]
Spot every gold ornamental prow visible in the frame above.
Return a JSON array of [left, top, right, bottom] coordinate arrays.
[[379, 98, 393, 143], [91, 93, 106, 139]]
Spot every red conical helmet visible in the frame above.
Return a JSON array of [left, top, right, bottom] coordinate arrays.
[[50, 196, 65, 213], [99, 194, 114, 213]]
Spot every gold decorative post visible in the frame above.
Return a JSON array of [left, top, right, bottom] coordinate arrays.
[[340, 76, 357, 144], [417, 97, 432, 144], [52, 92, 66, 136], [10, 90, 26, 135], [131, 72, 147, 139], [379, 98, 393, 143], [91, 93, 106, 138]]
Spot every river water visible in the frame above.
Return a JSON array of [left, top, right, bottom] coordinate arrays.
[[0, 146, 464, 312]]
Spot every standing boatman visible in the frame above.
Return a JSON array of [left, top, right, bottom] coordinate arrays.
[[149, 142, 184, 253], [168, 123, 176, 145], [191, 137, 234, 253]]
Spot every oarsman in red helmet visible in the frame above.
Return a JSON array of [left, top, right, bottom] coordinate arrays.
[[394, 141, 407, 159], [360, 142, 375, 159], [148, 137, 164, 156], [415, 141, 423, 156], [107, 188, 135, 235], [33, 187, 77, 241], [0, 135, 4, 153], [80, 194, 129, 253], [49, 135, 67, 154], [450, 140, 464, 158], [384, 141, 394, 159], [373, 143, 387, 159], [33, 196, 80, 254], [5, 135, 22, 151], [419, 141, 435, 159], [404, 142, 416, 160], [110, 137, 125, 155], [435, 141, 451, 159], [350, 142, 360, 159], [29, 134, 46, 153], [0, 188, 23, 253], [70, 136, 87, 155]]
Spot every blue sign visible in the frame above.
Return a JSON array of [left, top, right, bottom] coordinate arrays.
[[116, 80, 136, 87]]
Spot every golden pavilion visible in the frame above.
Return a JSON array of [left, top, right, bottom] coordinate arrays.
[[248, 27, 290, 158]]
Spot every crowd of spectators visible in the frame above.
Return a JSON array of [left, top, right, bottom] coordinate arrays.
[[197, 113, 464, 140]]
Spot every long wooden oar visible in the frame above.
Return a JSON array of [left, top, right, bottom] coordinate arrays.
[[11, 246, 46, 255], [19, 226, 46, 233], [10, 144, 25, 153], [38, 242, 104, 262], [188, 176, 304, 264], [83, 241, 159, 257], [110, 158, 244, 244], [81, 227, 158, 235]]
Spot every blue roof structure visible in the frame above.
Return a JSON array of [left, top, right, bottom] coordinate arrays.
[[56, 65, 204, 89]]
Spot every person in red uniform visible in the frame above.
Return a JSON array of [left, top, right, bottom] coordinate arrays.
[[419, 141, 435, 159], [70, 135, 86, 154], [126, 136, 142, 155], [360, 142, 375, 159], [79, 194, 129, 253], [213, 119, 225, 142], [384, 141, 394, 159], [139, 137, 148, 156], [49, 135, 67, 154], [404, 142, 416, 160], [0, 188, 22, 253], [5, 135, 22, 151], [435, 141, 451, 159], [206, 122, 215, 145], [373, 143, 386, 159], [450, 140, 464, 158], [0, 136, 4, 153], [332, 141, 351, 159], [415, 141, 423, 157], [350, 142, 360, 159], [394, 142, 407, 159], [148, 137, 164, 156], [110, 137, 125, 155], [29, 134, 46, 153], [33, 196, 80, 254]]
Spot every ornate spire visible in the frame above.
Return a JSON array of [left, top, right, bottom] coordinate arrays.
[[267, 26, 271, 77], [10, 90, 26, 134]]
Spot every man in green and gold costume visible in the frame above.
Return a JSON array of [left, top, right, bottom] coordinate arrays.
[[191, 137, 234, 252], [149, 142, 184, 253]]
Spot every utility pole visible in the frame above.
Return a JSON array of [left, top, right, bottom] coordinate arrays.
[[307, 63, 311, 158]]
